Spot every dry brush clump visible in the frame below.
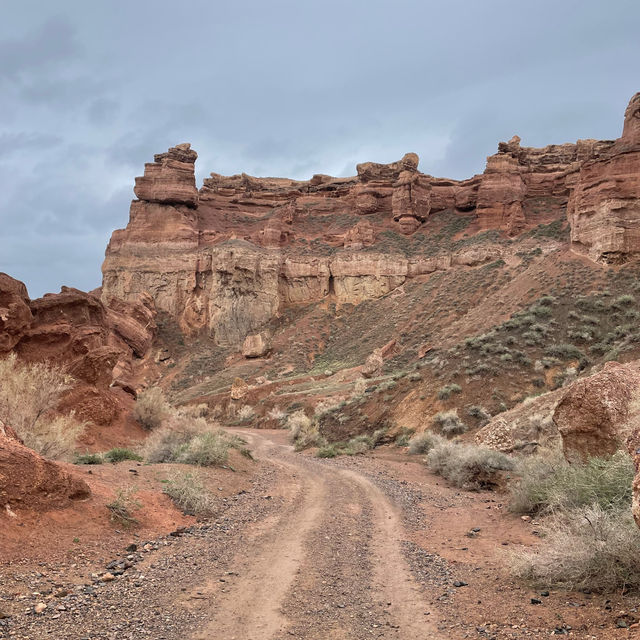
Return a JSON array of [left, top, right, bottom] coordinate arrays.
[[408, 431, 445, 455], [287, 410, 324, 450], [426, 440, 514, 490], [143, 415, 243, 467], [163, 471, 216, 517], [0, 353, 85, 460], [432, 409, 468, 436], [133, 387, 170, 430], [107, 486, 141, 528], [510, 505, 640, 593]]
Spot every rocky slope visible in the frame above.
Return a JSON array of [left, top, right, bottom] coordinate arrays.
[[102, 94, 640, 349]]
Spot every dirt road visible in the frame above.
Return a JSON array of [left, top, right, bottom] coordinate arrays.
[[6, 430, 633, 640]]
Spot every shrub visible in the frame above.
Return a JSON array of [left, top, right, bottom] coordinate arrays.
[[237, 405, 255, 422], [432, 410, 468, 436], [510, 505, 640, 593], [316, 444, 338, 458], [133, 387, 170, 430], [104, 448, 143, 463], [267, 407, 286, 421], [545, 343, 584, 362], [0, 354, 85, 460], [437, 383, 462, 400], [107, 486, 141, 527], [467, 405, 491, 424], [426, 441, 514, 490], [395, 426, 415, 447], [408, 431, 445, 455], [177, 403, 209, 419], [287, 410, 312, 440], [163, 471, 216, 517], [509, 450, 634, 515], [75, 452, 104, 465], [314, 398, 342, 416], [143, 416, 238, 466], [613, 294, 635, 308]]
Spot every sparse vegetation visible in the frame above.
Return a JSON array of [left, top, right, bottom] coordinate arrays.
[[133, 387, 170, 430], [510, 505, 640, 593], [144, 416, 243, 466], [408, 431, 445, 455], [509, 450, 634, 515], [237, 405, 255, 422], [104, 448, 143, 463], [163, 471, 216, 517], [107, 486, 141, 527], [75, 452, 104, 465], [426, 441, 514, 490], [432, 409, 468, 436], [437, 383, 462, 400], [0, 354, 85, 460]]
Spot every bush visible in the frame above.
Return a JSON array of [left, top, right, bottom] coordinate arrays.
[[163, 471, 216, 517], [267, 407, 286, 421], [107, 486, 141, 527], [75, 452, 104, 465], [510, 505, 640, 593], [316, 444, 338, 458], [432, 410, 468, 436], [237, 405, 255, 422], [133, 387, 170, 430], [437, 383, 462, 400], [143, 416, 239, 467], [408, 431, 445, 455], [466, 405, 491, 425], [426, 441, 514, 490], [0, 354, 85, 460], [509, 450, 634, 515], [104, 448, 143, 463]]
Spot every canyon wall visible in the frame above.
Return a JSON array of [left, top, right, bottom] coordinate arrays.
[[102, 95, 640, 347]]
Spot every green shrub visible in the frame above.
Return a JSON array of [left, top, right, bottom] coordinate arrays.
[[437, 383, 462, 400], [133, 387, 170, 430], [163, 471, 216, 517], [408, 431, 445, 455], [104, 448, 143, 463], [426, 441, 514, 490], [75, 452, 104, 465], [316, 444, 338, 458], [509, 450, 634, 515], [510, 505, 640, 593], [466, 405, 491, 424], [545, 343, 584, 361], [433, 409, 468, 436]]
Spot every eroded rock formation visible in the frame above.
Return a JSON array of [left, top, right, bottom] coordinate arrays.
[[102, 95, 640, 347]]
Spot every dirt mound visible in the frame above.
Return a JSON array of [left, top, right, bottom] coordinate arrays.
[[0, 420, 90, 511]]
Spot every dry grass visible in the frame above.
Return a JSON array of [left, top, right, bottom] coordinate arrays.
[[432, 409, 468, 436], [408, 431, 445, 455], [509, 449, 634, 515], [143, 416, 242, 466], [237, 405, 255, 422], [510, 505, 640, 593], [163, 471, 216, 517], [107, 486, 141, 528], [426, 441, 514, 490], [0, 354, 85, 460], [133, 387, 170, 430]]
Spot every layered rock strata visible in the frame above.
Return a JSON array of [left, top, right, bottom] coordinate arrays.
[[102, 95, 640, 347]]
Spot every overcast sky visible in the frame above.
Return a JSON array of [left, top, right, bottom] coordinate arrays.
[[1, 0, 638, 297]]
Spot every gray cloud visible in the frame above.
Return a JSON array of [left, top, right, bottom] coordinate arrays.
[[0, 0, 639, 297]]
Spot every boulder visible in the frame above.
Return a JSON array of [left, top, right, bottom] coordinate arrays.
[[553, 361, 640, 462], [230, 377, 250, 401], [242, 333, 271, 358], [361, 349, 384, 379], [0, 273, 32, 353]]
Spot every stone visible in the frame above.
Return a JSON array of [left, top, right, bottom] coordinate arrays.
[[553, 361, 640, 462], [0, 273, 32, 353], [230, 377, 249, 401], [34, 603, 47, 614], [242, 333, 271, 358], [361, 349, 384, 379]]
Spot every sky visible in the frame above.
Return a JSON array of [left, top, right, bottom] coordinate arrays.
[[1, 0, 639, 297]]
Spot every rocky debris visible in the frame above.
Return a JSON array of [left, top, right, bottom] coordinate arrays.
[[343, 220, 375, 249], [553, 360, 640, 462], [568, 93, 640, 262], [0, 419, 90, 510], [230, 377, 250, 401], [134, 142, 199, 207], [361, 348, 384, 378], [241, 332, 271, 358], [475, 389, 564, 453]]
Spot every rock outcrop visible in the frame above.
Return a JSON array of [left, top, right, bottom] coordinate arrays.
[[101, 95, 640, 347], [0, 274, 156, 429], [553, 361, 640, 462], [568, 93, 640, 262], [242, 332, 271, 358], [0, 420, 91, 511]]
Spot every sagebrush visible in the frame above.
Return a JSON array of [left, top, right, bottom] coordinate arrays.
[[133, 387, 170, 430], [163, 471, 216, 517]]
